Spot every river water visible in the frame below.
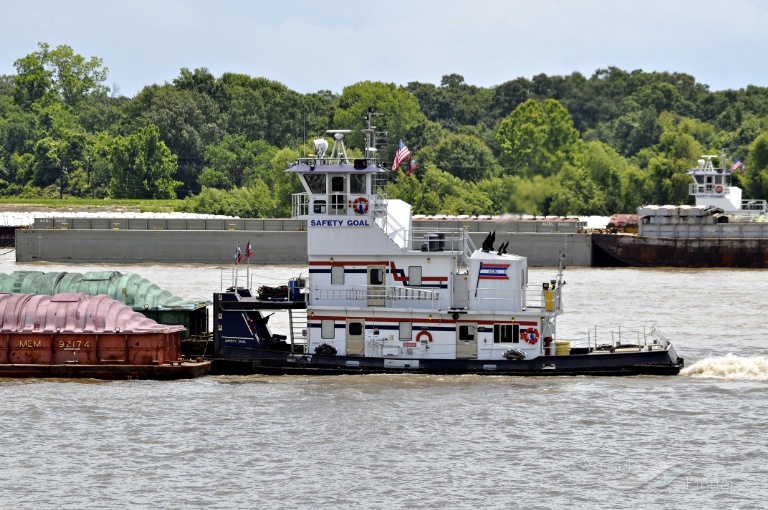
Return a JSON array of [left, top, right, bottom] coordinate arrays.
[[0, 251, 765, 509]]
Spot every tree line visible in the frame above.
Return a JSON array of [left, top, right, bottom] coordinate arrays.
[[1, 42, 768, 217]]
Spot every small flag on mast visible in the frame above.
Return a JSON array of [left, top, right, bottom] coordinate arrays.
[[234, 242, 242, 265], [392, 140, 411, 171], [245, 240, 253, 260], [406, 156, 419, 176], [730, 159, 742, 173]]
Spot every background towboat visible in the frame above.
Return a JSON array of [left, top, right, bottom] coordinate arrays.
[[593, 151, 768, 268]]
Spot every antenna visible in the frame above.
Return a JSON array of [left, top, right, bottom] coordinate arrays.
[[326, 130, 352, 164]]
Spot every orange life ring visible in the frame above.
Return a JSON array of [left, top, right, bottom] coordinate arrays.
[[416, 330, 433, 343], [523, 328, 539, 344], [715, 185, 723, 193], [352, 197, 369, 214]]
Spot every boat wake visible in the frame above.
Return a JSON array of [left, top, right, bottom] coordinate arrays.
[[680, 353, 768, 381]]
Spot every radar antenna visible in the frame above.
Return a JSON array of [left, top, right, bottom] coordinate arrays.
[[327, 130, 352, 164]]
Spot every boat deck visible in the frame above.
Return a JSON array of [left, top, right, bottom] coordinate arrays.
[[0, 361, 212, 380]]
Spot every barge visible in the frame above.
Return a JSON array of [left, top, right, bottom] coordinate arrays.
[[0, 292, 210, 380]]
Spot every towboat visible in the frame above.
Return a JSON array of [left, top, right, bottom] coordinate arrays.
[[212, 113, 683, 376], [593, 152, 768, 268]]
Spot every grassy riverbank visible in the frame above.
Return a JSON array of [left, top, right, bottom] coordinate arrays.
[[0, 198, 183, 213]]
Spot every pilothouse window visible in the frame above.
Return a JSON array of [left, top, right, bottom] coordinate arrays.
[[331, 176, 346, 192], [304, 174, 326, 194], [351, 174, 366, 194]]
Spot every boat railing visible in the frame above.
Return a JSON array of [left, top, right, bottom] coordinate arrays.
[[368, 199, 473, 264], [292, 193, 310, 219], [408, 227, 472, 253], [221, 267, 254, 293], [567, 325, 671, 351], [308, 283, 442, 309], [463, 234, 477, 264], [740, 199, 768, 214]]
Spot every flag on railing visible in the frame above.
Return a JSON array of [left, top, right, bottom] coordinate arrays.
[[234, 242, 242, 265], [406, 156, 419, 176], [245, 240, 253, 260], [392, 139, 411, 171]]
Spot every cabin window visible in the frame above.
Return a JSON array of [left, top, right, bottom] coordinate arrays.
[[458, 325, 475, 341], [494, 324, 519, 343], [348, 322, 363, 336], [369, 267, 385, 285], [313, 199, 327, 214], [305, 174, 326, 194], [321, 320, 335, 339], [408, 266, 422, 286], [331, 176, 346, 192], [399, 321, 412, 341], [331, 266, 344, 285], [351, 174, 366, 194]]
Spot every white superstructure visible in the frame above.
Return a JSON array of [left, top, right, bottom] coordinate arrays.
[[285, 113, 563, 363]]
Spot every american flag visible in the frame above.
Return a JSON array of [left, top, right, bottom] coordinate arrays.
[[406, 157, 419, 176], [730, 159, 743, 173], [392, 139, 411, 171], [245, 240, 253, 260]]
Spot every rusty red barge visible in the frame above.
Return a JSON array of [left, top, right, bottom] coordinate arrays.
[[0, 292, 210, 380]]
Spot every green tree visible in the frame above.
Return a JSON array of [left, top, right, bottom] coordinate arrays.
[[332, 81, 427, 160], [13, 43, 108, 109], [109, 125, 181, 198], [216, 74, 303, 149], [402, 166, 493, 215], [200, 134, 278, 190], [744, 133, 768, 199], [125, 85, 223, 194], [497, 99, 582, 177], [421, 133, 500, 182]]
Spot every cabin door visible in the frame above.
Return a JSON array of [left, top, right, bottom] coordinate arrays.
[[367, 266, 386, 306], [456, 323, 478, 359], [452, 273, 469, 309], [330, 175, 347, 215], [346, 319, 365, 356]]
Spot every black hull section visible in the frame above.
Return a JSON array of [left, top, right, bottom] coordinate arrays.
[[212, 346, 683, 377], [592, 233, 768, 268]]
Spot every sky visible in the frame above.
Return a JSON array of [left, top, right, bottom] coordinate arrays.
[[1, 0, 767, 98]]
